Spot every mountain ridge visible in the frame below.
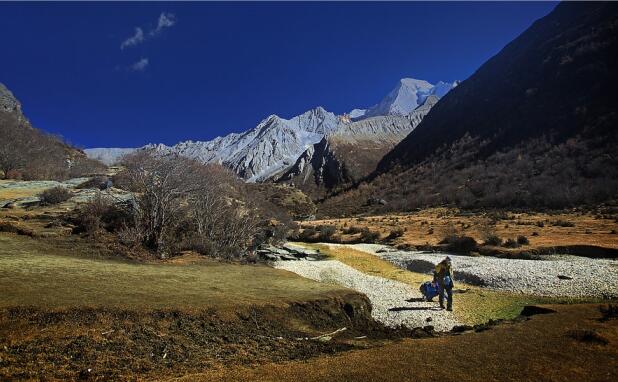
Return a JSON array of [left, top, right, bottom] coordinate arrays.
[[86, 78, 455, 187]]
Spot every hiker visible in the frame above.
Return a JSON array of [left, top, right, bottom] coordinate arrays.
[[433, 256, 454, 311]]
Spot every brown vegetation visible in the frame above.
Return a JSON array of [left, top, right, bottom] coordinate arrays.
[[320, 135, 618, 217], [301, 208, 618, 257], [175, 304, 618, 382], [0, 111, 105, 180], [38, 186, 72, 205], [66, 151, 297, 259]]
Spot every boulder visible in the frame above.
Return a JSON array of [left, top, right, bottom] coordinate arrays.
[[279, 254, 298, 261], [261, 245, 291, 256]]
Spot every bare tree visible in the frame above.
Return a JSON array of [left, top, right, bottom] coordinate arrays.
[[119, 151, 261, 258], [0, 112, 28, 178]]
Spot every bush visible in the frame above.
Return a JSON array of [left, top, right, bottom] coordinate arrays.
[[517, 235, 529, 245], [384, 227, 405, 241], [535, 221, 545, 228], [552, 219, 575, 227], [318, 225, 336, 241], [343, 225, 362, 235], [439, 235, 478, 254], [483, 235, 502, 246], [72, 194, 132, 236], [359, 228, 380, 243], [299, 227, 318, 241], [39, 187, 71, 205], [76, 176, 110, 190], [502, 238, 520, 248]]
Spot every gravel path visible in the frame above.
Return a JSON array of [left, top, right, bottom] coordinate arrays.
[[274, 259, 462, 331], [340, 244, 618, 299]]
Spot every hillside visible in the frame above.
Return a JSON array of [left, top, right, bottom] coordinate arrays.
[[0, 84, 104, 180], [320, 2, 618, 215]]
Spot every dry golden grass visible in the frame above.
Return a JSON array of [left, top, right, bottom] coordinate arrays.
[[303, 207, 618, 250], [171, 304, 618, 382], [295, 243, 574, 325], [0, 181, 51, 200], [0, 234, 348, 311]]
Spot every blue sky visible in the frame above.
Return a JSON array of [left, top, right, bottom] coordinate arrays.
[[0, 1, 556, 148]]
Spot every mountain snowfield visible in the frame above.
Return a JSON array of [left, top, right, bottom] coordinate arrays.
[[354, 78, 458, 119], [85, 78, 457, 182]]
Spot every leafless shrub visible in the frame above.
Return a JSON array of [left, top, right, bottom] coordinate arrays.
[[0, 111, 105, 180], [298, 227, 318, 241], [71, 193, 132, 236], [117, 151, 270, 259], [39, 187, 71, 205]]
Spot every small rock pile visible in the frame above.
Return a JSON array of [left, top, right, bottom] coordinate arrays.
[[257, 244, 324, 262]]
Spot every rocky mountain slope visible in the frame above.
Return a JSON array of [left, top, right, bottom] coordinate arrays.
[[275, 95, 441, 196], [320, 2, 618, 215], [86, 79, 454, 192], [0, 83, 104, 180], [0, 83, 22, 115], [357, 78, 457, 119]]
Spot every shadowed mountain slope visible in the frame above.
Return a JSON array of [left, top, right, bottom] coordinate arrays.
[[379, 2, 618, 172], [319, 2, 618, 216]]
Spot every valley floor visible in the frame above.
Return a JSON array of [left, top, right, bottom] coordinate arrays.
[[1, 179, 616, 380], [307, 207, 618, 257]]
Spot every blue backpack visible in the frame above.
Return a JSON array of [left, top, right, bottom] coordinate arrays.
[[420, 281, 440, 301]]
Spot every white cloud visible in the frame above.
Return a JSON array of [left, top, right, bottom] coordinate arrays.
[[120, 13, 176, 51], [130, 57, 149, 71], [120, 27, 144, 50], [152, 12, 177, 35]]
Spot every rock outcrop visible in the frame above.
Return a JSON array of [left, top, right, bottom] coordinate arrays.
[[0, 83, 22, 115], [275, 95, 441, 196]]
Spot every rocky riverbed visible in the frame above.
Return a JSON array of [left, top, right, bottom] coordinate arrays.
[[273, 254, 463, 331], [339, 244, 618, 299]]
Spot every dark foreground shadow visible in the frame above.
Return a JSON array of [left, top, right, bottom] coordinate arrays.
[[389, 306, 442, 312], [406, 298, 426, 302]]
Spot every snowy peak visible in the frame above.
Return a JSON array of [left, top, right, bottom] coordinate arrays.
[[363, 78, 457, 118], [85, 75, 455, 186], [348, 109, 367, 119], [122, 106, 342, 182]]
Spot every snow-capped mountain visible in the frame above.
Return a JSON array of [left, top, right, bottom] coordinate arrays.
[[361, 78, 458, 119], [84, 147, 138, 165], [85, 77, 456, 188], [276, 95, 441, 195], [145, 107, 339, 181]]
